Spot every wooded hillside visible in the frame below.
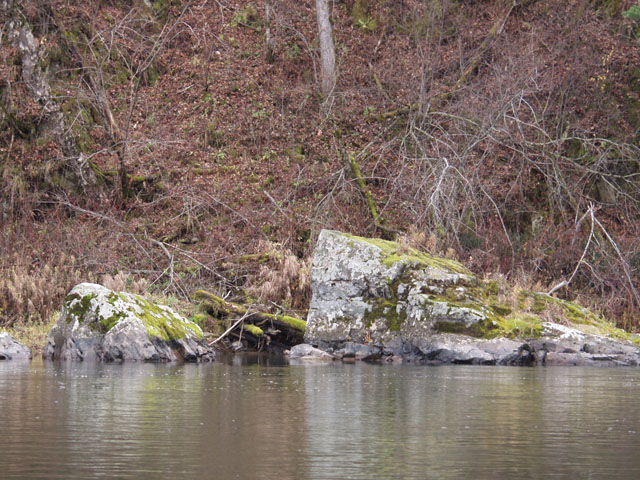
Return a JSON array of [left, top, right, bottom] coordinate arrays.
[[1, 0, 639, 331]]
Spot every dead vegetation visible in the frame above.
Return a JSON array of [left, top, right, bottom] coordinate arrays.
[[0, 251, 89, 328], [1, 0, 639, 333], [243, 241, 311, 311]]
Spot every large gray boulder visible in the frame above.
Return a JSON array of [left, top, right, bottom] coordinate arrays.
[[304, 230, 640, 366], [306, 229, 492, 346], [43, 283, 215, 362], [0, 333, 32, 360]]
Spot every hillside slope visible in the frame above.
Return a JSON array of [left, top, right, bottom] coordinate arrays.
[[1, 0, 639, 329]]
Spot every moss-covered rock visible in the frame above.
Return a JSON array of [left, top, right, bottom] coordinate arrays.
[[43, 283, 215, 362], [305, 229, 493, 345], [304, 230, 640, 366]]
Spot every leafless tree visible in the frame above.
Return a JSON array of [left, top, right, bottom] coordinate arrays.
[[315, 0, 335, 99]]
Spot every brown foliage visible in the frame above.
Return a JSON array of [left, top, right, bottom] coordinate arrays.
[[0, 252, 89, 327], [1, 0, 639, 329], [244, 241, 311, 312]]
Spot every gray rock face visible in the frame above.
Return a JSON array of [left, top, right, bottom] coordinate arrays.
[[304, 230, 640, 366], [305, 229, 488, 346], [529, 323, 640, 367], [43, 283, 215, 362], [413, 335, 528, 365], [302, 330, 640, 366], [0, 333, 32, 361]]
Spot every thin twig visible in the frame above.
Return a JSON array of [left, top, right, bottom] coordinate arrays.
[[592, 214, 640, 309], [548, 204, 595, 295], [264, 190, 293, 223], [209, 310, 252, 345]]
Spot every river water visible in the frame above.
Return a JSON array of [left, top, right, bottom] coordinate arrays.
[[1, 356, 640, 479]]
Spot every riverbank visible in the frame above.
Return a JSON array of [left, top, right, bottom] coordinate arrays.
[[3, 229, 640, 365], [2, 0, 638, 341], [4, 319, 56, 356]]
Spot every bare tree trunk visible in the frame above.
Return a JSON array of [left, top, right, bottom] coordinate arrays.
[[6, 6, 97, 192], [265, 0, 276, 63], [315, 0, 335, 98]]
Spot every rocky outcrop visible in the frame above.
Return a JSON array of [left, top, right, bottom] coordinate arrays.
[[0, 333, 32, 360], [303, 230, 640, 366], [306, 229, 495, 345], [530, 323, 640, 367], [43, 283, 215, 362]]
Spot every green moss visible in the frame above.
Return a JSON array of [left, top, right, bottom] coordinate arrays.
[[263, 313, 306, 334], [490, 304, 512, 316], [351, 0, 379, 31], [243, 324, 264, 337], [522, 292, 600, 324], [152, 0, 171, 23], [433, 305, 541, 340], [516, 291, 634, 341], [363, 298, 407, 332], [193, 289, 227, 317], [434, 318, 497, 338], [246, 173, 260, 183], [191, 313, 209, 325], [65, 290, 199, 339], [493, 314, 542, 339], [526, 292, 548, 313], [231, 4, 260, 29], [71, 291, 204, 340], [124, 293, 203, 341], [236, 252, 282, 264], [342, 233, 472, 275], [97, 300, 127, 333], [65, 293, 97, 322], [485, 280, 499, 296]]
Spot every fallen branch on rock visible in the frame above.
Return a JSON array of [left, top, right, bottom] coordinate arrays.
[[193, 290, 306, 350]]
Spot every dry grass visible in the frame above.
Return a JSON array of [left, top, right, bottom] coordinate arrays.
[[245, 241, 311, 311], [397, 227, 459, 260], [0, 252, 91, 328], [4, 316, 58, 355], [100, 271, 148, 294]]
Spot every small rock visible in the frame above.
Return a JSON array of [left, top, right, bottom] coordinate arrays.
[[288, 344, 334, 360], [342, 342, 382, 361], [0, 333, 32, 361]]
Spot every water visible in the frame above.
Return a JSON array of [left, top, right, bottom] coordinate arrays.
[[2, 357, 640, 479]]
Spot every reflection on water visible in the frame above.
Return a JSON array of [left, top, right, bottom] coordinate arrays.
[[1, 358, 640, 479]]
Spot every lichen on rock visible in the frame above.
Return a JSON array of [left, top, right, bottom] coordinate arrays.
[[43, 283, 215, 362], [305, 229, 494, 345], [304, 229, 640, 366]]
